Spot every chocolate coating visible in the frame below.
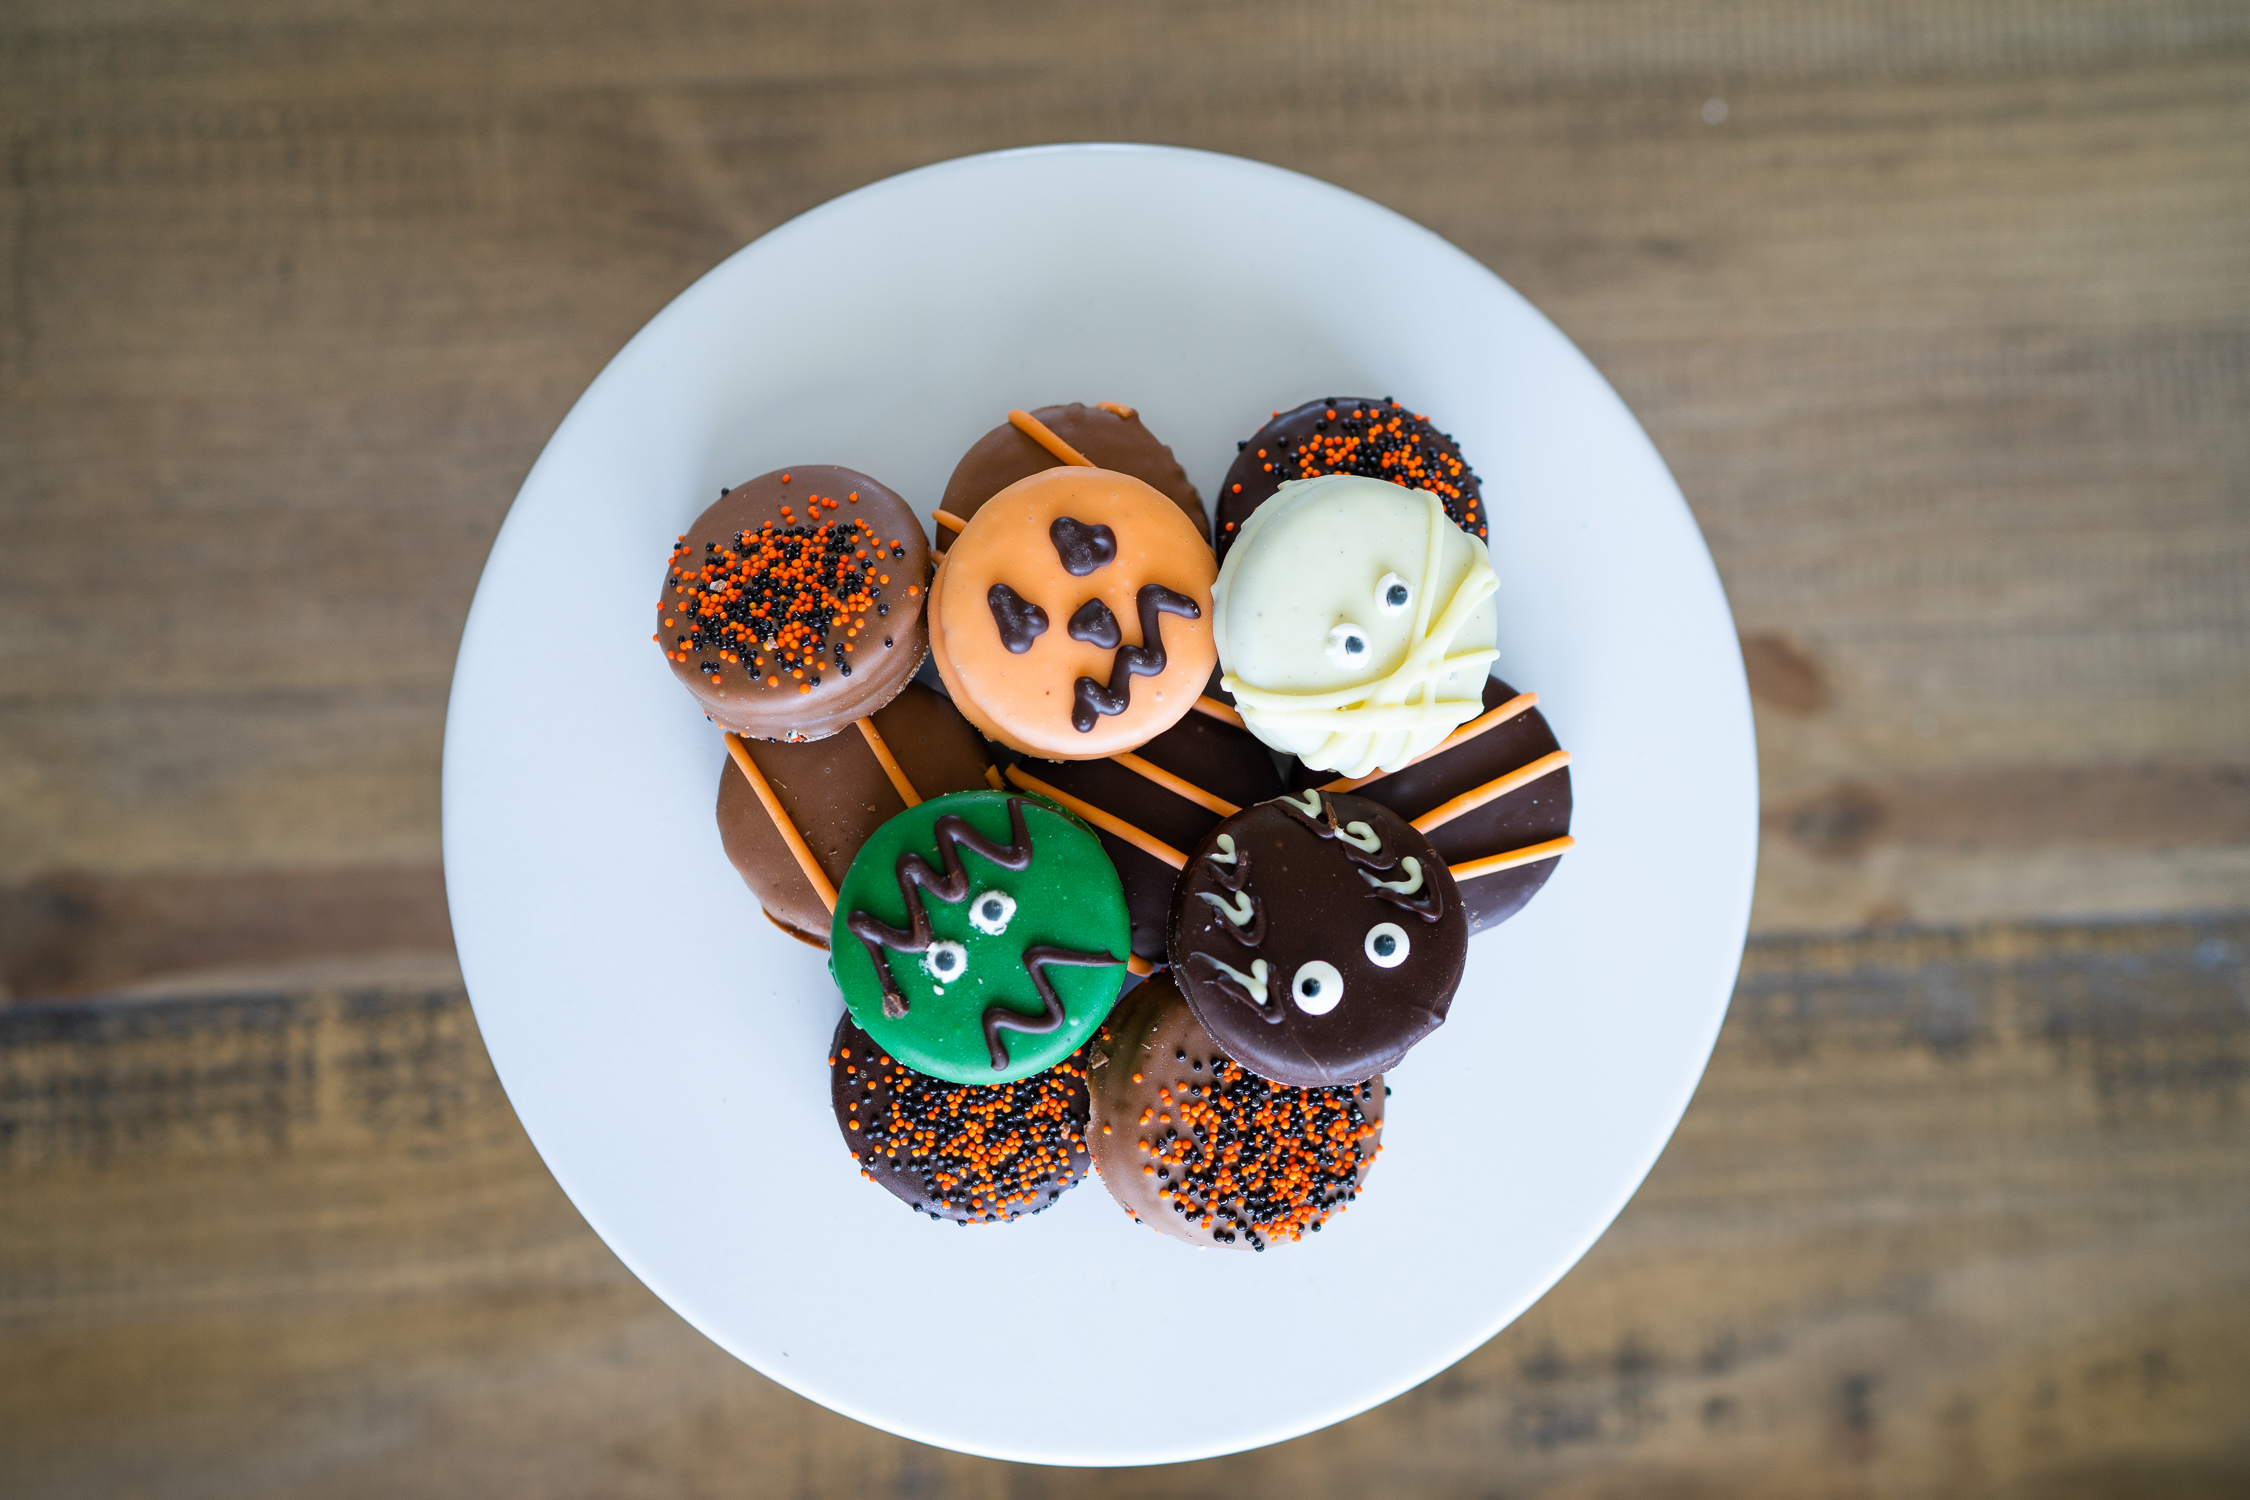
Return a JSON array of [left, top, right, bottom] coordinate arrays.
[[1010, 702, 1284, 969], [1170, 790, 1466, 1087], [1214, 397, 1483, 563], [1290, 676, 1572, 935], [939, 403, 1204, 543], [716, 684, 993, 946], [659, 465, 930, 741], [830, 1013, 1092, 1223], [1087, 972, 1384, 1249]]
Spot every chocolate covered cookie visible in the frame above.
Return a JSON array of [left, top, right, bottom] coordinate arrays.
[[1169, 788, 1466, 1088], [937, 403, 1204, 547], [929, 464, 1217, 759], [717, 683, 998, 947], [1003, 690, 1283, 974], [830, 789, 1130, 1085], [656, 465, 929, 741], [1214, 474, 1498, 779], [1295, 675, 1574, 936], [1214, 397, 1483, 562], [1087, 972, 1384, 1249], [830, 1013, 1092, 1223]]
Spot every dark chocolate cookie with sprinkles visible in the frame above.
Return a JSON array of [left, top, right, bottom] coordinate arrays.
[[656, 465, 930, 742], [829, 1014, 1092, 1224], [1213, 397, 1484, 562], [1087, 972, 1384, 1250]]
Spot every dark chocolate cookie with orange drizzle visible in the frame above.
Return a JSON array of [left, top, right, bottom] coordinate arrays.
[[829, 789, 1130, 1085], [1168, 788, 1466, 1088], [936, 402, 1204, 548], [1214, 397, 1483, 562], [1087, 972, 1384, 1250], [716, 683, 997, 947], [1290, 675, 1574, 936], [656, 465, 930, 742], [830, 1013, 1093, 1224]]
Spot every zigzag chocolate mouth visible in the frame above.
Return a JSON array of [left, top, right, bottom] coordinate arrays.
[[846, 797, 1037, 1019], [1071, 584, 1200, 732]]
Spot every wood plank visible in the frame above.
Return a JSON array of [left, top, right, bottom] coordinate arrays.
[[3, 915, 2245, 1495]]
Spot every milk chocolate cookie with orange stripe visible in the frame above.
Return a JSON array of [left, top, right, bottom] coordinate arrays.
[[1214, 396, 1484, 562], [1169, 788, 1466, 1088], [1292, 675, 1574, 936], [1088, 972, 1384, 1250], [717, 684, 996, 947], [929, 464, 1217, 759], [829, 1014, 1092, 1223], [936, 402, 1204, 548], [656, 465, 929, 741]]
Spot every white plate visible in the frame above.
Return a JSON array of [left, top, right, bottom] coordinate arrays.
[[443, 144, 1757, 1466]]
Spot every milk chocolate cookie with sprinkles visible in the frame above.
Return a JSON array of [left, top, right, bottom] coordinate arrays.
[[1170, 788, 1466, 1088], [1214, 397, 1483, 562], [829, 1014, 1092, 1223], [936, 403, 1204, 548], [1088, 972, 1384, 1250], [929, 463, 1217, 759], [1002, 690, 1283, 974], [656, 465, 929, 741], [717, 684, 998, 947], [830, 789, 1130, 1085], [1293, 675, 1574, 936]]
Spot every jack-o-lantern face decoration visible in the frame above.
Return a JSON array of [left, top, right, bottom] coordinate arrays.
[[930, 464, 1218, 760], [1169, 788, 1468, 1088]]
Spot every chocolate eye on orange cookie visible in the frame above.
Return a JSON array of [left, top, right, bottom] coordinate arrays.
[[928, 436, 1218, 759], [1087, 972, 1385, 1250], [1214, 396, 1483, 561], [1169, 788, 1467, 1088], [655, 465, 929, 742], [935, 402, 1204, 550]]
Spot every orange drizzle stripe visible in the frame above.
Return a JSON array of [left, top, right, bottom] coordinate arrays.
[[1095, 401, 1137, 419], [1449, 836, 1576, 883], [1004, 766, 1187, 869], [1008, 408, 1094, 467], [1126, 952, 1155, 977], [1320, 692, 1539, 792], [983, 763, 1006, 791], [1189, 695, 1245, 728], [933, 509, 971, 534], [1409, 750, 1574, 834], [724, 732, 838, 911], [1112, 751, 1239, 818], [854, 716, 921, 807]]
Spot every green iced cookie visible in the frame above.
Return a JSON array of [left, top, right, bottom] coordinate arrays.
[[830, 789, 1131, 1085]]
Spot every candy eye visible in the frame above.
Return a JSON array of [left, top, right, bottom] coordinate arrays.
[[920, 941, 968, 982], [968, 890, 1016, 935], [1376, 573, 1413, 615], [1364, 923, 1410, 968], [1291, 960, 1343, 1015], [1325, 624, 1370, 667]]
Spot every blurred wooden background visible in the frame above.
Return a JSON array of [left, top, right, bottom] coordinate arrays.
[[2, 1, 2245, 1494]]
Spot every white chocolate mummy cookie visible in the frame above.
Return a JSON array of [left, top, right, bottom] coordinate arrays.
[[1213, 475, 1499, 779]]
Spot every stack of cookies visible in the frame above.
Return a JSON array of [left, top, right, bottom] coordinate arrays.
[[653, 399, 1573, 1251]]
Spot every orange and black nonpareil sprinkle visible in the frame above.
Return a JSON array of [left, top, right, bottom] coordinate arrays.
[[1213, 396, 1484, 562], [828, 1014, 1092, 1224]]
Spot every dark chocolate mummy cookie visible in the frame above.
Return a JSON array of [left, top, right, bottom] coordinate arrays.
[[1002, 685, 1283, 973], [656, 465, 929, 741], [1293, 675, 1574, 936], [1087, 972, 1384, 1249], [717, 683, 997, 947], [1214, 397, 1483, 562], [1169, 788, 1466, 1087], [830, 1014, 1092, 1223], [937, 403, 1204, 547]]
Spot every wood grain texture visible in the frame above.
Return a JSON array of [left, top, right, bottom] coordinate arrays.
[[3, 916, 2245, 1496], [3, 0, 2249, 996]]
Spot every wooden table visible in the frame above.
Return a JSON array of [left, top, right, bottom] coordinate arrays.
[[3, 1, 2246, 1493]]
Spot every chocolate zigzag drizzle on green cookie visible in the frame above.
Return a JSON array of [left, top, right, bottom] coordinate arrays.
[[847, 797, 1036, 1019], [985, 946, 1123, 1071], [1070, 584, 1200, 732]]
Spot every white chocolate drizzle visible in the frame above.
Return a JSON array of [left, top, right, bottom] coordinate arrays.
[[1199, 955, 1269, 1004], [1361, 857, 1425, 896], [1207, 833, 1238, 866], [1199, 889, 1258, 928]]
